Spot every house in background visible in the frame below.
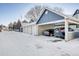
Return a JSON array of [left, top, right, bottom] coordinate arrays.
[[22, 7, 79, 41], [21, 20, 29, 32], [0, 25, 8, 32]]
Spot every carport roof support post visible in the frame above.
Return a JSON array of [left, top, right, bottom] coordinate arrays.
[[65, 19, 69, 41]]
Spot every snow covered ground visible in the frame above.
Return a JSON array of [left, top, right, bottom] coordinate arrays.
[[0, 31, 79, 56]]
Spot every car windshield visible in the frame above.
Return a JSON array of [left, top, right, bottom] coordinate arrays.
[[68, 28, 74, 31]]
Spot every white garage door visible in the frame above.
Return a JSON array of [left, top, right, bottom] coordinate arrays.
[[27, 26, 32, 34], [32, 25, 38, 35]]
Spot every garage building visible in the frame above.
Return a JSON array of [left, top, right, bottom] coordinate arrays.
[[22, 7, 79, 41]]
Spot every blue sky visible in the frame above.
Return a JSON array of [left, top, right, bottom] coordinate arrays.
[[0, 3, 79, 26]]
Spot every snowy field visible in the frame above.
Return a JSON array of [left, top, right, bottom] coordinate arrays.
[[0, 31, 79, 56]]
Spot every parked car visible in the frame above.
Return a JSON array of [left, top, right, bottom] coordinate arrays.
[[42, 29, 54, 36], [54, 27, 74, 39]]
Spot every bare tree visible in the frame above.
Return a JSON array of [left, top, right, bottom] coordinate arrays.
[[53, 7, 64, 13], [25, 5, 43, 22]]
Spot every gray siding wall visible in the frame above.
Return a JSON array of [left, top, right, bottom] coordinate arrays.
[[37, 9, 64, 24]]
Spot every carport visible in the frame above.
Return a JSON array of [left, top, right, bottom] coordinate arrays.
[[37, 20, 64, 35], [23, 7, 79, 41], [37, 18, 79, 41]]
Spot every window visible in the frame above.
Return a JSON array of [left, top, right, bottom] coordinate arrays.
[[45, 11, 48, 14]]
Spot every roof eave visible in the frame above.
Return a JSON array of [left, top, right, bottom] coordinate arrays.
[[37, 20, 65, 26]]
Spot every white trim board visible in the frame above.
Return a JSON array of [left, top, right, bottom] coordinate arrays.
[[37, 20, 65, 26]]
